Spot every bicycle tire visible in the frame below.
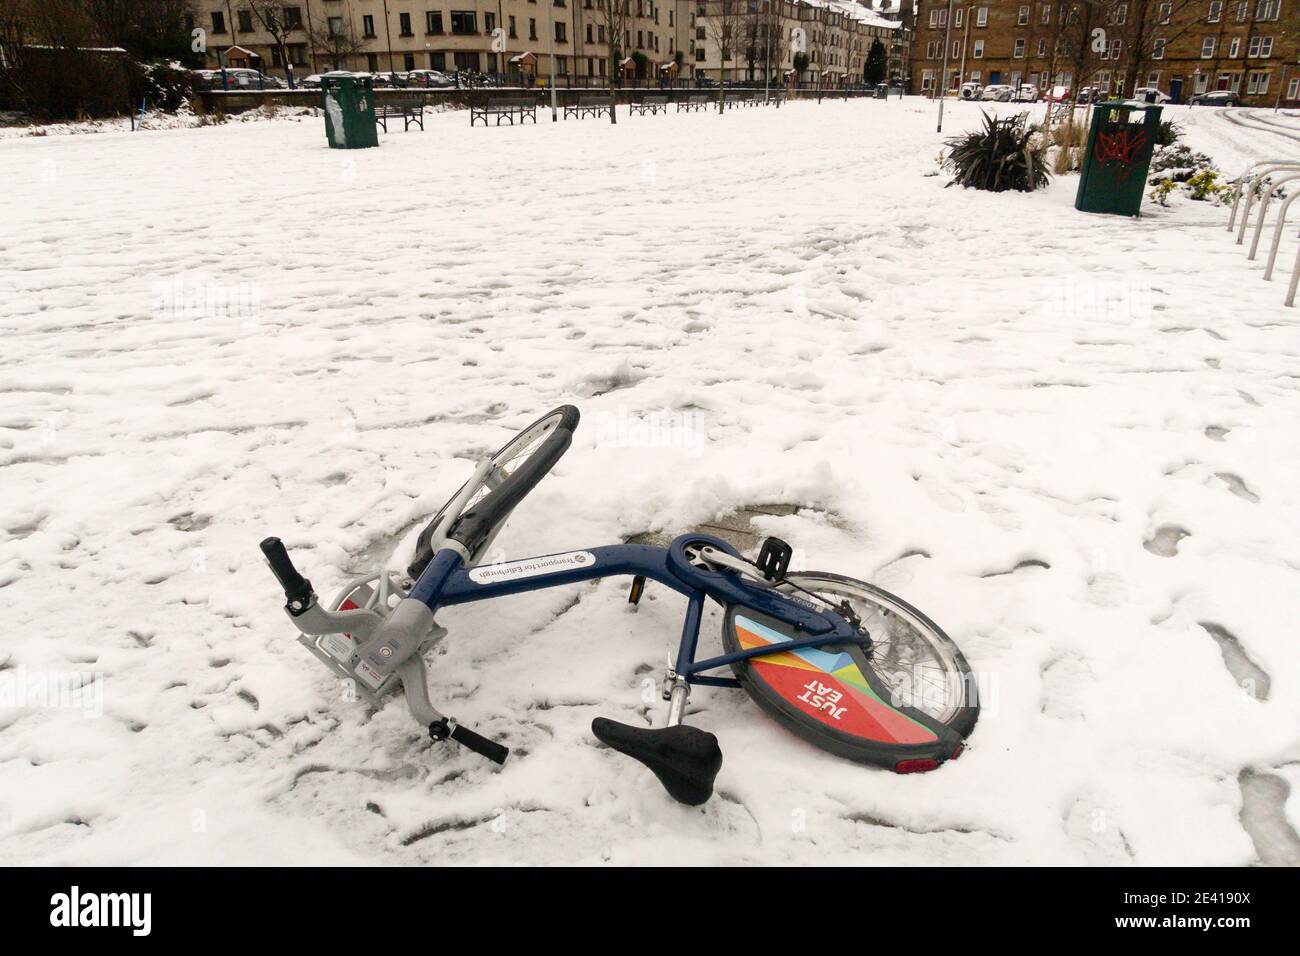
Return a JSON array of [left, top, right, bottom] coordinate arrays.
[[407, 406, 579, 579], [722, 573, 978, 771]]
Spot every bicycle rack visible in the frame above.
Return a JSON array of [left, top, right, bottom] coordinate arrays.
[[1223, 158, 1300, 307], [1234, 163, 1300, 246], [1248, 171, 1300, 260], [1228, 160, 1300, 234]]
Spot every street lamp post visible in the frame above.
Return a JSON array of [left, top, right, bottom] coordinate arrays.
[[764, 0, 772, 103], [935, 0, 955, 131], [381, 0, 396, 80], [546, 0, 558, 120]]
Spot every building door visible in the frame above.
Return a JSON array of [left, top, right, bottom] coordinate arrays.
[[989, 70, 1001, 83]]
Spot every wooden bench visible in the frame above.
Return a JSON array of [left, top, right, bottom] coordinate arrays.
[[677, 94, 711, 112], [376, 98, 425, 132], [629, 95, 669, 116], [564, 94, 613, 120], [470, 96, 539, 126]]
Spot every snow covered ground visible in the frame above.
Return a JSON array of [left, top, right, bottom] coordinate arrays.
[[2, 98, 1298, 866]]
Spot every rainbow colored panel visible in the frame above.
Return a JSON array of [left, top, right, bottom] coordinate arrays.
[[734, 614, 938, 745]]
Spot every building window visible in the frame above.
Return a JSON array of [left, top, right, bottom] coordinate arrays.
[[975, 6, 988, 26], [529, 17, 537, 40], [363, 14, 375, 36], [1257, 0, 1280, 19], [1037, 37, 1046, 56], [954, 8, 963, 27], [284, 7, 303, 30], [1248, 35, 1274, 57], [399, 12, 413, 35], [367, 52, 378, 70], [427, 11, 443, 33], [587, 23, 593, 41], [1017, 5, 1028, 24], [952, 40, 961, 59], [327, 16, 343, 35], [404, 52, 415, 69], [1013, 37, 1025, 57], [1157, 2, 1171, 22], [1201, 36, 1215, 57], [451, 11, 476, 34], [696, 47, 705, 61], [430, 51, 446, 69], [1287, 75, 1299, 99], [1152, 37, 1166, 59], [1208, 0, 1223, 20], [453, 51, 480, 71], [1108, 38, 1121, 59], [238, 10, 253, 32], [509, 15, 517, 38], [1229, 36, 1240, 56], [1041, 3, 1051, 23], [1247, 70, 1270, 93], [922, 68, 935, 92], [556, 21, 566, 42], [211, 11, 226, 33], [973, 38, 984, 58]]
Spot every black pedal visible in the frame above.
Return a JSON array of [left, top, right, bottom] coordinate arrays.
[[627, 574, 647, 607], [756, 537, 793, 581]]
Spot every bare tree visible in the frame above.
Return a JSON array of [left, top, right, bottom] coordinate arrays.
[[246, 0, 297, 80], [310, 15, 365, 71], [1115, 0, 1204, 96], [596, 0, 632, 122], [704, 0, 741, 110]]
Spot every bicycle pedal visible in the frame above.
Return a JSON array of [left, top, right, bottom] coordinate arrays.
[[756, 537, 793, 581], [626, 574, 646, 612], [591, 717, 722, 806]]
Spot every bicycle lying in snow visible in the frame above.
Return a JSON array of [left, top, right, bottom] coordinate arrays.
[[261, 406, 979, 805]]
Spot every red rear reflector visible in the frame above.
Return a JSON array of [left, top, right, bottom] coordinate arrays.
[[950, 744, 964, 760], [894, 758, 940, 774]]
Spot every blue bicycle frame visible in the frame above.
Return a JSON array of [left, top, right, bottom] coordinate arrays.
[[407, 532, 866, 691]]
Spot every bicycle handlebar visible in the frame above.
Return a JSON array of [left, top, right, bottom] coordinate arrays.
[[430, 717, 510, 764], [260, 536, 314, 613]]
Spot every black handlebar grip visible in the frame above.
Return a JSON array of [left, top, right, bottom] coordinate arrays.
[[260, 536, 314, 612], [437, 721, 510, 765]]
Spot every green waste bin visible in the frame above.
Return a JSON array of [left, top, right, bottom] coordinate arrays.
[[1075, 101, 1162, 217], [875, 83, 888, 99], [321, 72, 378, 150]]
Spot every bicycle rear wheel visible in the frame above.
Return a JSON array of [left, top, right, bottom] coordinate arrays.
[[722, 573, 978, 772], [407, 406, 579, 579]]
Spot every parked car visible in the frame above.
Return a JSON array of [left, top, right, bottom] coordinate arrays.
[[1075, 86, 1106, 104], [207, 68, 287, 90], [1013, 84, 1040, 102], [405, 69, 456, 88], [1132, 86, 1172, 104], [959, 81, 983, 100], [979, 84, 1014, 102], [300, 74, 324, 89], [1188, 90, 1242, 107]]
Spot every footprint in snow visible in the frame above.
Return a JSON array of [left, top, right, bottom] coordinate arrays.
[[1142, 525, 1190, 557]]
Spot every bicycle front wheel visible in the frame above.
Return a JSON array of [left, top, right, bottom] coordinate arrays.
[[722, 572, 978, 771], [407, 406, 579, 578]]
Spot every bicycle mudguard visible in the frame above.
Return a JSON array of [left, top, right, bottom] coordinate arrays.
[[722, 604, 963, 771]]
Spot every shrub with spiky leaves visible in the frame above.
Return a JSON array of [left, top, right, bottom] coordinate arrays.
[[944, 111, 1051, 193]]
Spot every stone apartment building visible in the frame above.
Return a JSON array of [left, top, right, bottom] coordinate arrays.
[[690, 0, 911, 85], [909, 0, 1297, 106], [193, 0, 908, 84], [196, 0, 694, 82]]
